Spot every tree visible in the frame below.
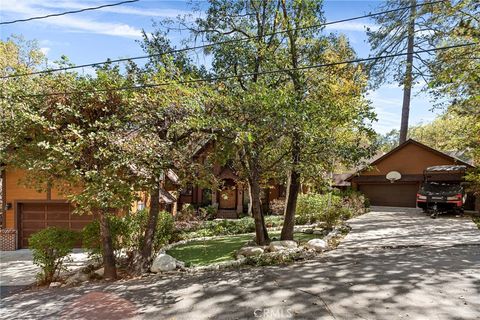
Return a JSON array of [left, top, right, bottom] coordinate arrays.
[[409, 112, 476, 160], [367, 0, 438, 143], [127, 30, 213, 271], [208, 84, 290, 245], [276, 1, 375, 240], [376, 129, 400, 153], [181, 0, 291, 245], [1, 57, 141, 279], [181, 0, 376, 241], [426, 0, 479, 193]]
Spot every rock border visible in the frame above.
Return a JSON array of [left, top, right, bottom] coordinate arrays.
[[159, 223, 325, 254], [156, 224, 350, 273]]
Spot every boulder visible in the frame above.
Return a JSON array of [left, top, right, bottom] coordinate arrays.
[[237, 246, 264, 257], [176, 260, 186, 269], [268, 240, 298, 252], [94, 268, 104, 277], [49, 282, 62, 288], [65, 271, 89, 285], [312, 230, 324, 235], [151, 254, 177, 273], [305, 239, 328, 252]]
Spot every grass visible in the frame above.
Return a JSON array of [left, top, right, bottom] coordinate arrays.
[[167, 231, 322, 266]]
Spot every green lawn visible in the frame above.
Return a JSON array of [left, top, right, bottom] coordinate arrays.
[[167, 231, 322, 266]]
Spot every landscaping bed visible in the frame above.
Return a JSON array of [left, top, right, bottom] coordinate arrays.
[[167, 231, 324, 267]]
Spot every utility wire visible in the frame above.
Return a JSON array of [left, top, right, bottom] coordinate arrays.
[[1, 0, 445, 79], [3, 43, 475, 100], [0, 0, 139, 25]]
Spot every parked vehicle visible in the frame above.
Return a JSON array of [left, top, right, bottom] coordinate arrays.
[[416, 165, 467, 218]]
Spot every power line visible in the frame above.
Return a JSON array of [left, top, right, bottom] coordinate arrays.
[[0, 0, 139, 25], [1, 0, 445, 79], [3, 43, 475, 99]]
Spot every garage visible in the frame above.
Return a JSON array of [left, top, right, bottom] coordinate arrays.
[[347, 139, 474, 209], [17, 202, 93, 248], [359, 183, 419, 207]]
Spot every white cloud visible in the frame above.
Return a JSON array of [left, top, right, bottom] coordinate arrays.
[[37, 1, 191, 18], [325, 21, 379, 32], [0, 0, 144, 38], [39, 47, 50, 55], [53, 15, 143, 38]]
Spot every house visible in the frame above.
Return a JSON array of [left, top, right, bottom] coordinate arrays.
[[178, 168, 285, 219], [172, 138, 285, 219], [0, 167, 93, 250], [0, 166, 179, 250], [346, 139, 476, 209], [0, 153, 282, 249], [177, 141, 285, 218]]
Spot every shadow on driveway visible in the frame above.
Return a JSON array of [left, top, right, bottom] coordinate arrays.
[[0, 249, 91, 299], [1, 207, 479, 319]]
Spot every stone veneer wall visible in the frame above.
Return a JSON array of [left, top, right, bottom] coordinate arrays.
[[0, 229, 17, 251]]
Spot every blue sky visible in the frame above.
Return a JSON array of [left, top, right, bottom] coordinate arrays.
[[0, 0, 442, 134]]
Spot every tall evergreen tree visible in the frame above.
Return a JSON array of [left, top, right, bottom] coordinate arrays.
[[367, 0, 438, 143]]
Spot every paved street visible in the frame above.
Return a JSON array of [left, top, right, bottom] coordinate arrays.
[[1, 207, 479, 320]]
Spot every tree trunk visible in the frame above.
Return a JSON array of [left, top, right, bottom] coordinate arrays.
[[134, 184, 160, 274], [280, 1, 304, 240], [281, 138, 301, 240], [99, 212, 117, 280], [249, 166, 269, 245], [399, 0, 416, 144], [247, 183, 253, 216]]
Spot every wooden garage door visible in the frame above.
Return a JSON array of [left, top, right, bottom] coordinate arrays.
[[18, 202, 93, 248], [359, 183, 419, 208]]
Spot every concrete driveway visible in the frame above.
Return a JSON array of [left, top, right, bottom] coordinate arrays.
[[0, 249, 91, 298], [0, 207, 479, 320], [339, 206, 480, 249]]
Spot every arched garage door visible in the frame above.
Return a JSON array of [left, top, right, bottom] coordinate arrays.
[[359, 183, 419, 208]]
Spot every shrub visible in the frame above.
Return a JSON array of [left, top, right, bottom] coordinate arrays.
[[195, 217, 256, 237], [340, 189, 370, 218], [198, 204, 218, 220], [244, 250, 315, 266], [323, 207, 342, 230], [82, 210, 174, 258], [295, 193, 342, 225], [29, 227, 79, 284], [151, 211, 175, 252], [264, 215, 284, 228], [176, 204, 196, 221], [174, 204, 204, 234]]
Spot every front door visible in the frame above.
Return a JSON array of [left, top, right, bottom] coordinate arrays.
[[219, 180, 237, 209]]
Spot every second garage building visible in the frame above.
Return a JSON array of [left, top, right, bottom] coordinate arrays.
[[346, 139, 475, 208]]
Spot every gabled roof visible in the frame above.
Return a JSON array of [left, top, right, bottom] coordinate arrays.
[[346, 139, 474, 181], [159, 187, 176, 204]]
